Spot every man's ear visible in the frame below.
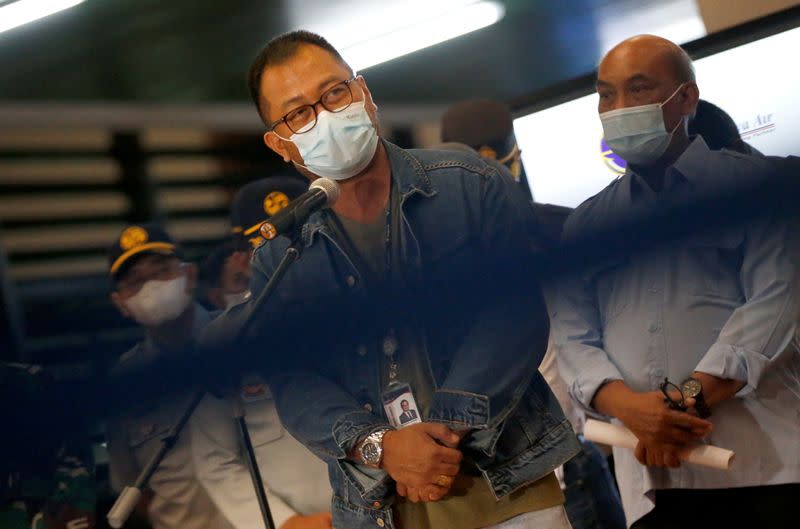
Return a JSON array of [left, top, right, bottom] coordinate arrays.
[[264, 131, 292, 163], [682, 81, 700, 116], [357, 76, 378, 114], [110, 291, 131, 319]]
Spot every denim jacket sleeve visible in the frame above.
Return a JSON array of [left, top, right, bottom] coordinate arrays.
[[427, 167, 551, 442], [250, 245, 393, 500]]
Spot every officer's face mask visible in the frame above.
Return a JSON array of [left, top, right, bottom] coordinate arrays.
[[600, 83, 686, 166], [282, 101, 379, 181], [125, 274, 191, 327], [223, 290, 251, 310]]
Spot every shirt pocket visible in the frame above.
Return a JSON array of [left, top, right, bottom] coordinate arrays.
[[683, 229, 745, 299], [585, 256, 631, 325]]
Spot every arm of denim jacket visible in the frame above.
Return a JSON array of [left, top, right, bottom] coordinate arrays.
[[694, 215, 800, 396], [427, 167, 550, 433], [267, 368, 395, 496], [267, 368, 387, 460]]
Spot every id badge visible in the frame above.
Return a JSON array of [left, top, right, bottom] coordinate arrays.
[[382, 382, 421, 429]]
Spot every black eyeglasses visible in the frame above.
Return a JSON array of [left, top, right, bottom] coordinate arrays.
[[659, 378, 687, 411], [269, 77, 357, 135]]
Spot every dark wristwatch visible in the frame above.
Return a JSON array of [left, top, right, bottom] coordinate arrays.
[[681, 377, 712, 418]]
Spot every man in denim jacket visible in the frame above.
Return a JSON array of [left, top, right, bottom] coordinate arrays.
[[237, 30, 579, 529]]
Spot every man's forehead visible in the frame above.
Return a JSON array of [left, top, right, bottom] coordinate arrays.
[[129, 254, 174, 273], [260, 45, 351, 109], [599, 46, 673, 81]]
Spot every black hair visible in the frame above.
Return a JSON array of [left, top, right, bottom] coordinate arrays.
[[247, 30, 353, 124]]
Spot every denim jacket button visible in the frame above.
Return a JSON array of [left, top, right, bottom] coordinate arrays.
[[382, 337, 398, 356], [363, 403, 373, 412], [357, 345, 368, 356], [345, 275, 357, 287], [376, 518, 385, 527]]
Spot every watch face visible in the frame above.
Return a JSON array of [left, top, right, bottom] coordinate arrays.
[[682, 378, 702, 398], [362, 442, 380, 465]]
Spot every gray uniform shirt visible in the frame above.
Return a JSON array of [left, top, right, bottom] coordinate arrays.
[[107, 305, 233, 529], [191, 374, 332, 528]]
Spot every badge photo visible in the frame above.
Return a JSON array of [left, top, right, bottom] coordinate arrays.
[[382, 382, 421, 429]]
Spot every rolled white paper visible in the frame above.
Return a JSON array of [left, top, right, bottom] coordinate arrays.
[[584, 419, 735, 470]]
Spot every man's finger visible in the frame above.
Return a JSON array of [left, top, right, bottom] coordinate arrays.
[[431, 462, 460, 477], [407, 487, 421, 503], [661, 425, 697, 445], [396, 482, 408, 497], [433, 445, 463, 465], [634, 442, 647, 465], [423, 423, 461, 447], [666, 410, 713, 433], [665, 450, 681, 468]]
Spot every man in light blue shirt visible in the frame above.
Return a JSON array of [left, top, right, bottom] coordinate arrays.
[[554, 35, 799, 528]]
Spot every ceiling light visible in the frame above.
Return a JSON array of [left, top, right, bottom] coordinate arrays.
[[0, 0, 86, 35], [329, 0, 506, 71]]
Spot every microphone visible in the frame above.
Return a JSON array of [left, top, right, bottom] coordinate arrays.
[[260, 178, 340, 240]]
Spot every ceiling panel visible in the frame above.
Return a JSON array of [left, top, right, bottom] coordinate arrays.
[[0, 0, 705, 106]]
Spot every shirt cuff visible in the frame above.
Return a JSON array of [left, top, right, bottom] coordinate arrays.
[[694, 343, 769, 396], [427, 389, 490, 429], [569, 362, 625, 414]]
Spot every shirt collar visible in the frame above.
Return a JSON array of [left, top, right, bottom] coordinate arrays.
[[671, 135, 711, 185], [622, 135, 710, 201]]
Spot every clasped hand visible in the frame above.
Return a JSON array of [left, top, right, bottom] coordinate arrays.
[[620, 390, 713, 468], [381, 423, 464, 503]]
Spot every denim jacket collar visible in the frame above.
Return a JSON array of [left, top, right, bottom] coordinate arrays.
[[300, 140, 437, 247]]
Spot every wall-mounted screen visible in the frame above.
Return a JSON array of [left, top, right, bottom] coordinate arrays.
[[514, 24, 800, 207]]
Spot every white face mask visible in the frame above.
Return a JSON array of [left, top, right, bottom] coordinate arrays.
[[600, 83, 686, 166], [223, 290, 251, 310], [125, 275, 191, 327], [284, 101, 379, 181]]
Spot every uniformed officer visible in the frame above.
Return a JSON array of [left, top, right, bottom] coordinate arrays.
[[193, 176, 334, 529], [105, 224, 233, 529], [202, 176, 308, 310], [440, 98, 531, 198]]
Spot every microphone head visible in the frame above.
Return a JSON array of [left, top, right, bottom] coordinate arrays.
[[309, 178, 340, 206]]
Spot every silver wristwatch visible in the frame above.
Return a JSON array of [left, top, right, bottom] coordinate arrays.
[[358, 428, 391, 468]]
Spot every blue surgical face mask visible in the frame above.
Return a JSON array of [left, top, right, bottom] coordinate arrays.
[[600, 83, 686, 166], [282, 101, 379, 181]]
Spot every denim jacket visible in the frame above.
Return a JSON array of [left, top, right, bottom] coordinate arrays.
[[249, 141, 579, 529]]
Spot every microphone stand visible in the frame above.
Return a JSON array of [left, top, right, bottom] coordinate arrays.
[[108, 232, 306, 529]]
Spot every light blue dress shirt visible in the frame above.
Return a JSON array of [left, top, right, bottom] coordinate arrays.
[[554, 138, 800, 526]]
